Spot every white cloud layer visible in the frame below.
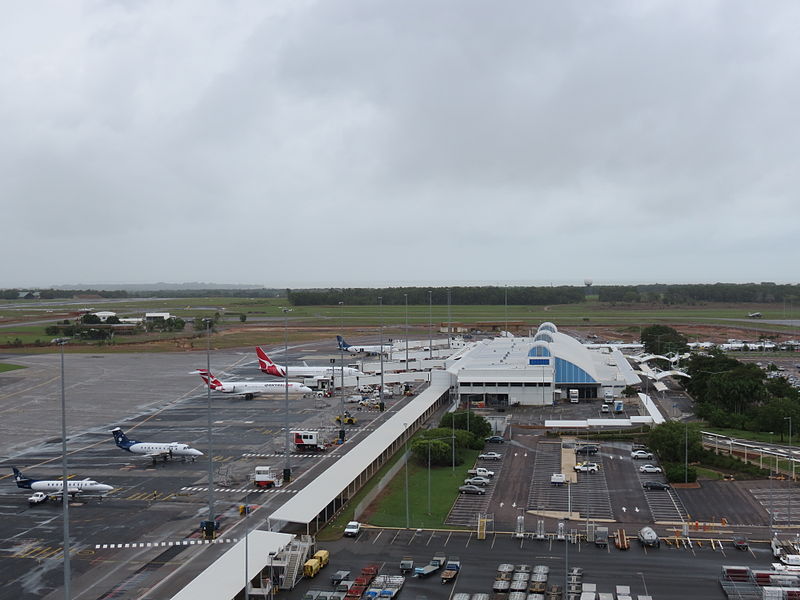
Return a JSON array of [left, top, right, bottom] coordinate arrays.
[[2, 0, 799, 287]]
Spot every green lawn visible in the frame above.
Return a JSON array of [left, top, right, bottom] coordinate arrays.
[[0, 363, 25, 373], [366, 449, 479, 530]]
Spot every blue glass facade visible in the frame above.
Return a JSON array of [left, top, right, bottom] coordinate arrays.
[[555, 357, 597, 383]]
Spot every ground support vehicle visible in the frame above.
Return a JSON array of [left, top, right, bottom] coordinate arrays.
[[335, 412, 357, 425], [441, 558, 460, 584], [254, 466, 279, 488], [399, 557, 413, 574], [414, 552, 446, 578], [595, 526, 609, 547], [303, 558, 321, 578], [292, 431, 327, 452], [28, 491, 59, 505], [550, 473, 565, 486]]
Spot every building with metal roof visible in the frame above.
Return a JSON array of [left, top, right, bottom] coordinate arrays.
[[448, 323, 636, 407]]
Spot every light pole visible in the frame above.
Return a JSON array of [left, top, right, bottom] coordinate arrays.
[[205, 318, 215, 537], [282, 308, 292, 482], [447, 288, 451, 349], [770, 431, 775, 535], [428, 290, 433, 360], [504, 285, 508, 334], [339, 301, 345, 440], [404, 294, 409, 368], [684, 422, 688, 484], [787, 416, 793, 528], [403, 422, 410, 529], [56, 338, 71, 599], [268, 551, 276, 599], [378, 296, 384, 409]]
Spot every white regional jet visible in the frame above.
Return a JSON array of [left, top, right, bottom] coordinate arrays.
[[336, 335, 392, 356], [256, 347, 362, 378], [111, 427, 203, 463], [194, 369, 312, 400], [12, 467, 114, 499]]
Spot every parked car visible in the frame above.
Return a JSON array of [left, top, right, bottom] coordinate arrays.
[[574, 462, 599, 473], [733, 535, 749, 551], [639, 464, 663, 473], [631, 450, 654, 460], [343, 521, 361, 536], [576, 445, 599, 456], [485, 436, 505, 444], [458, 484, 486, 495], [478, 452, 502, 460], [464, 476, 491, 486], [642, 481, 670, 490]]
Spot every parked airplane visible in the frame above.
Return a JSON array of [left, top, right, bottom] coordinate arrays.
[[12, 467, 114, 499], [194, 369, 312, 400], [336, 335, 392, 356], [256, 347, 362, 378], [748, 312, 763, 318], [111, 427, 203, 463]]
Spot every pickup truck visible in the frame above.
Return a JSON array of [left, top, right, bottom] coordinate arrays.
[[414, 552, 446, 578], [28, 492, 53, 505], [466, 467, 495, 478], [441, 558, 461, 584]]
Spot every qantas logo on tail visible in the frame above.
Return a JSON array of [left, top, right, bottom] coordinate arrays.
[[256, 347, 286, 377], [196, 369, 224, 390]]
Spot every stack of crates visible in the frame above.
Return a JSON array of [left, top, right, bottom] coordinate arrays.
[[529, 565, 549, 599], [566, 567, 582, 599], [493, 564, 514, 594], [511, 564, 531, 595], [615, 585, 632, 600]]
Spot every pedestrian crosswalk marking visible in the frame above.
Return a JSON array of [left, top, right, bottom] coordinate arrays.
[[94, 538, 239, 550]]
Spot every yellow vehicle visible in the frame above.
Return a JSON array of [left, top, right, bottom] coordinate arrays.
[[335, 412, 357, 425], [303, 558, 321, 578], [313, 549, 329, 567]]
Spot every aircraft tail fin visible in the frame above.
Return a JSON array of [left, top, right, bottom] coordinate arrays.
[[196, 369, 223, 390], [12, 467, 34, 489], [336, 335, 350, 350], [256, 347, 286, 377], [111, 427, 135, 449]]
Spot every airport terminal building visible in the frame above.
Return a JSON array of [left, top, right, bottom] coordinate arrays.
[[448, 322, 633, 407]]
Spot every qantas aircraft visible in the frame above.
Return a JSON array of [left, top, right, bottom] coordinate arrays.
[[12, 467, 114, 498], [194, 369, 312, 400], [336, 335, 393, 356], [256, 347, 362, 378], [111, 427, 203, 462]]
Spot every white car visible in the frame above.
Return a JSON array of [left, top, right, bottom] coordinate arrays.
[[639, 464, 662, 474], [478, 452, 502, 460], [574, 462, 599, 473], [343, 521, 361, 537], [631, 450, 654, 460]]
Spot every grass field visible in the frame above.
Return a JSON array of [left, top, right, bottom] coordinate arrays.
[[1, 297, 797, 353], [0, 363, 25, 373]]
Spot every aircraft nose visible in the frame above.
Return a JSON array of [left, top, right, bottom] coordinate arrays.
[[99, 484, 114, 493], [301, 386, 313, 393], [190, 449, 204, 456]]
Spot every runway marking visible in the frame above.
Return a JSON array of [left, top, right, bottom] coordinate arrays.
[[94, 538, 239, 550], [180, 486, 298, 494]]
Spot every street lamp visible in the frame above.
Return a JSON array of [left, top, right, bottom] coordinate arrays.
[[403, 422, 410, 529], [428, 290, 432, 360], [339, 301, 345, 440], [404, 294, 409, 368], [282, 308, 292, 482], [447, 288, 451, 349], [786, 416, 793, 527], [205, 318, 215, 538], [378, 297, 384, 409], [54, 338, 71, 598]]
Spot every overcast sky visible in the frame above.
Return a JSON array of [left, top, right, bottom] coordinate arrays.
[[2, 1, 798, 289]]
